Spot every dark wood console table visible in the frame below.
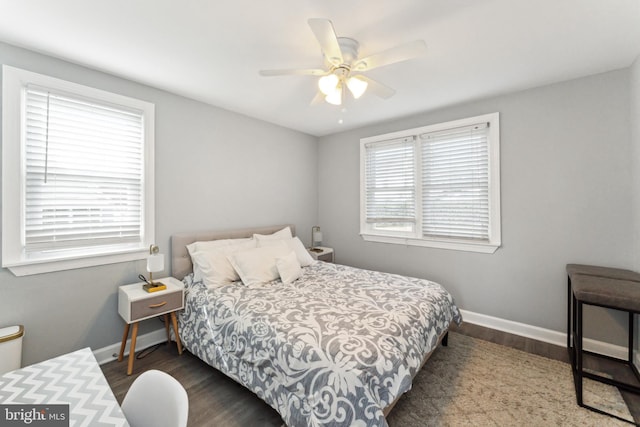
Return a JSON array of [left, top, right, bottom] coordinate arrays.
[[567, 264, 640, 424]]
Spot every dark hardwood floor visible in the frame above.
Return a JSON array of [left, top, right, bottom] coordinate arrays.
[[449, 322, 571, 363], [102, 344, 283, 427], [101, 323, 638, 426]]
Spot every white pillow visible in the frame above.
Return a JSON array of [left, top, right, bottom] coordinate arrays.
[[227, 243, 290, 286], [186, 237, 252, 256], [189, 239, 256, 286], [276, 252, 302, 285], [253, 226, 293, 243], [258, 236, 314, 267]]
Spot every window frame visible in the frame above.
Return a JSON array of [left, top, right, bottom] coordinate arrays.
[[360, 113, 501, 254], [2, 65, 155, 276]]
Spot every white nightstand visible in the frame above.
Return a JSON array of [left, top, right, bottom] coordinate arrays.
[[308, 246, 334, 263], [117, 276, 184, 375]]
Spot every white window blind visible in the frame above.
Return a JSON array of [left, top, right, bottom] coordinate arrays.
[[360, 112, 500, 253], [23, 86, 144, 252], [364, 137, 416, 233], [420, 123, 489, 241]]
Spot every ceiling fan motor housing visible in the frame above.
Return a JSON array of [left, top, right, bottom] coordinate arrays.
[[333, 37, 359, 66]]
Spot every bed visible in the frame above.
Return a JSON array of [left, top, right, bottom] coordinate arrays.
[[172, 225, 462, 427]]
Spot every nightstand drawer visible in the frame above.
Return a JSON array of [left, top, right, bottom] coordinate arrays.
[[308, 246, 334, 263], [316, 252, 333, 262], [130, 291, 182, 321], [118, 277, 184, 323]]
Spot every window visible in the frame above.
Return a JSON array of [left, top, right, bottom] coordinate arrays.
[[2, 65, 155, 275], [360, 113, 501, 253]]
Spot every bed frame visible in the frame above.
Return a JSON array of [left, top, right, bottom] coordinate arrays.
[[170, 223, 448, 420]]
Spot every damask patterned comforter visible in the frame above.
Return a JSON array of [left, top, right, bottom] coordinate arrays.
[[178, 261, 462, 427]]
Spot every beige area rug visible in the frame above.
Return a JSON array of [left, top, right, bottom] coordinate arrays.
[[386, 332, 633, 426]]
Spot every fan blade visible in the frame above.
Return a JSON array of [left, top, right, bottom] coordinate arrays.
[[310, 91, 325, 106], [259, 68, 327, 77], [353, 40, 427, 72], [355, 75, 396, 99], [308, 18, 343, 66]]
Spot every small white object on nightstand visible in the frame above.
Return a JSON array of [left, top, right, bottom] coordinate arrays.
[[308, 246, 334, 263], [118, 276, 184, 375]]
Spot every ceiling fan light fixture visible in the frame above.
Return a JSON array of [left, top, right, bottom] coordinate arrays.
[[318, 74, 339, 96], [325, 86, 342, 105], [260, 19, 428, 107], [346, 76, 368, 99]]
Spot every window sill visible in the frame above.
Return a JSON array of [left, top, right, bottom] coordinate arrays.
[[361, 233, 500, 254], [3, 247, 149, 276]]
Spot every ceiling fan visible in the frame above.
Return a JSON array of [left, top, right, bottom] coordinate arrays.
[[259, 18, 427, 106]]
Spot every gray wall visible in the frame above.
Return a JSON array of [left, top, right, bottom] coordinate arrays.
[[1, 38, 637, 365], [318, 69, 633, 344], [631, 56, 640, 359], [0, 42, 318, 365], [632, 56, 640, 269]]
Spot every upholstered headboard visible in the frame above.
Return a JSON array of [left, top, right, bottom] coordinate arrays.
[[171, 224, 296, 280]]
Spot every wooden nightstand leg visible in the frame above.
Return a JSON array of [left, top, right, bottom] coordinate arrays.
[[127, 322, 139, 376], [163, 314, 171, 345], [118, 323, 130, 362], [170, 312, 183, 355]]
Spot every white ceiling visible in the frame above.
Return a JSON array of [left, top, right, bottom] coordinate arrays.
[[1, 0, 639, 137]]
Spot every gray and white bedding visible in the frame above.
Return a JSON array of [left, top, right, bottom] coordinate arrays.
[[178, 261, 462, 427]]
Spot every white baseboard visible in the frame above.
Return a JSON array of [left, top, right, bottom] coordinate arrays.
[[459, 309, 628, 360], [92, 310, 629, 365], [93, 328, 168, 365]]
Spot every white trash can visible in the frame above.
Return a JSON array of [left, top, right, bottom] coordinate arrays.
[[0, 325, 24, 375]]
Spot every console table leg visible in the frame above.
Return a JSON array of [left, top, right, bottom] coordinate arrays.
[[575, 301, 583, 405]]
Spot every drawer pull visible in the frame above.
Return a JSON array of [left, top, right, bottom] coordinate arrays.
[[148, 301, 167, 309]]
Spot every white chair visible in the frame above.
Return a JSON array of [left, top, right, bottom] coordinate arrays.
[[121, 369, 189, 427]]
